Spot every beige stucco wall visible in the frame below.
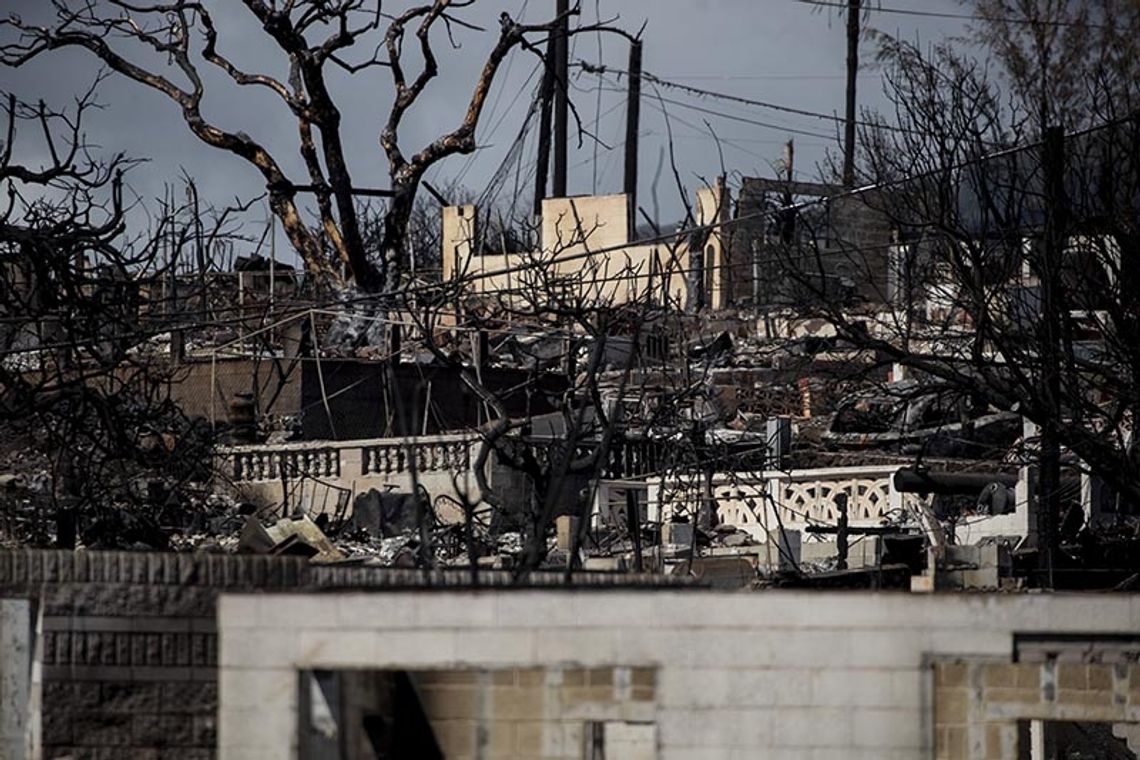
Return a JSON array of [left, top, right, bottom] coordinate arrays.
[[442, 187, 731, 311], [696, 179, 731, 310], [216, 590, 1140, 759]]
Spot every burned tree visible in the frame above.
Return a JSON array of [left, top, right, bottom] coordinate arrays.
[[0, 86, 246, 548], [969, 0, 1140, 130], [1, 1, 618, 294], [758, 7, 1140, 584]]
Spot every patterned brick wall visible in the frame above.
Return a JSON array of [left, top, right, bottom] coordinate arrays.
[[0, 550, 307, 760]]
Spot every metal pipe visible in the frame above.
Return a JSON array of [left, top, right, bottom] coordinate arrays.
[[893, 468, 1018, 495]]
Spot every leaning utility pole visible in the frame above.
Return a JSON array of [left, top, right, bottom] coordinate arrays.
[[553, 0, 570, 197], [842, 0, 861, 187]]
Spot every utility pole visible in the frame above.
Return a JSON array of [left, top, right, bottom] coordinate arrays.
[[623, 39, 643, 235], [553, 0, 569, 198], [842, 0, 861, 187], [1037, 125, 1066, 588], [533, 28, 557, 216], [780, 139, 796, 245]]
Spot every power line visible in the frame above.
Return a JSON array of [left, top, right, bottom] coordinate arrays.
[[580, 61, 924, 137], [454, 61, 543, 187], [617, 83, 839, 141], [657, 74, 875, 82], [638, 99, 800, 167], [796, 0, 1109, 29]]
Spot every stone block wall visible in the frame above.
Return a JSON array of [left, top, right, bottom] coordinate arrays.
[[933, 660, 1140, 759], [408, 666, 656, 759], [0, 550, 686, 760]]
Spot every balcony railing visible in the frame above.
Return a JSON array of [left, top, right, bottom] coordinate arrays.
[[361, 438, 471, 476], [219, 434, 477, 484]]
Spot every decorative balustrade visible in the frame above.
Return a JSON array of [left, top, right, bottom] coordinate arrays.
[[230, 447, 341, 482], [361, 438, 471, 476], [769, 468, 900, 524], [220, 434, 476, 484], [528, 436, 665, 479], [655, 465, 922, 531]]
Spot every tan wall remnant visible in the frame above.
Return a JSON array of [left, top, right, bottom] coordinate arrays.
[[411, 666, 655, 760], [442, 187, 732, 311]]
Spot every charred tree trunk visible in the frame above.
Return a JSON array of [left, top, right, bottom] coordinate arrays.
[[380, 178, 421, 295]]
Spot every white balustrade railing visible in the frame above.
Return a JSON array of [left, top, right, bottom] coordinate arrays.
[[219, 434, 476, 484], [229, 447, 341, 482], [652, 465, 922, 534], [361, 438, 471, 476]]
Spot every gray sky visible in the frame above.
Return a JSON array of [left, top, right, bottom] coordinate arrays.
[[3, 0, 970, 261]]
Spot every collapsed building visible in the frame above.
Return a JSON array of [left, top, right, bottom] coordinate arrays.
[[4, 157, 1133, 589]]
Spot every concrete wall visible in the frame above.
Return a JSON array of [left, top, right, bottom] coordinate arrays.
[[0, 599, 35, 760], [0, 550, 685, 760], [169, 356, 302, 425], [216, 590, 1140, 760], [0, 550, 313, 760], [728, 180, 894, 308]]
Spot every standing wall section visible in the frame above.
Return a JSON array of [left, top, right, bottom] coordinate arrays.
[[216, 590, 1140, 760]]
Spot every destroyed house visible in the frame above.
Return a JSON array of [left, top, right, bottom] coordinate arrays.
[[441, 182, 733, 312], [727, 176, 895, 309], [0, 248, 141, 358]]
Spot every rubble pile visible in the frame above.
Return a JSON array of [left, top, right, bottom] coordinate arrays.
[[0, 446, 53, 548]]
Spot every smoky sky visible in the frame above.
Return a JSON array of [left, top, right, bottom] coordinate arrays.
[[2, 0, 968, 262]]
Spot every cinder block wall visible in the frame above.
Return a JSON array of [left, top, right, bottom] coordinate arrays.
[[933, 660, 1140, 759], [217, 590, 1140, 759], [407, 665, 655, 760]]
